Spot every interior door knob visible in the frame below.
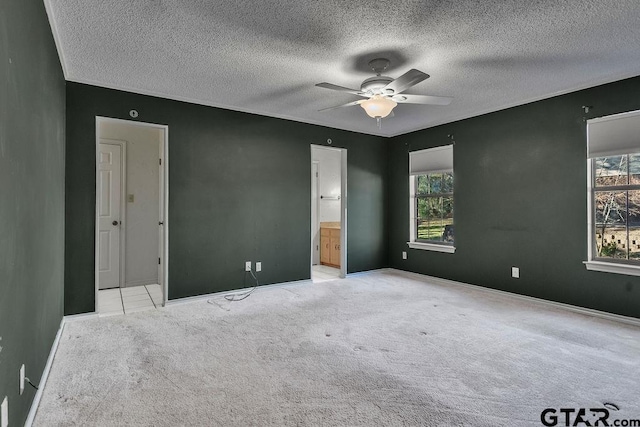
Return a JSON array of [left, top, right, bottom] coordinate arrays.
[[112, 220, 119, 226]]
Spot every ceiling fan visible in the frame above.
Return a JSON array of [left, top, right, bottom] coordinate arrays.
[[315, 58, 452, 122]]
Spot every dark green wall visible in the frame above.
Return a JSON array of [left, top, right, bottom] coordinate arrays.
[[65, 83, 388, 314], [388, 76, 640, 318], [0, 0, 66, 424]]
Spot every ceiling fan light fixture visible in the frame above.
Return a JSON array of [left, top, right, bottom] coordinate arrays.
[[360, 95, 397, 118]]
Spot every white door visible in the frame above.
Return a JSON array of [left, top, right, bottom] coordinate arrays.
[[98, 143, 122, 289], [311, 162, 319, 265]]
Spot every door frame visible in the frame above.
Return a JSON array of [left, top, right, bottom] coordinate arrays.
[[310, 161, 320, 266], [97, 139, 127, 290], [310, 144, 347, 278], [94, 116, 170, 310]]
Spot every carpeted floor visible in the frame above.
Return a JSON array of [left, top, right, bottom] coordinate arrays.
[[34, 270, 640, 426]]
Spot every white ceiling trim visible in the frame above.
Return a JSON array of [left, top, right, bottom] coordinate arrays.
[[392, 68, 640, 138], [66, 76, 389, 138]]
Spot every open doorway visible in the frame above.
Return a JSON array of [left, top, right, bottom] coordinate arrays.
[[95, 117, 168, 315], [310, 144, 347, 282]]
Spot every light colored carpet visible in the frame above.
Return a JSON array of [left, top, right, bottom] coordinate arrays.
[[34, 270, 640, 426]]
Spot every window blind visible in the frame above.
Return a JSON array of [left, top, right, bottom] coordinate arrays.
[[409, 144, 453, 175], [587, 110, 640, 158]]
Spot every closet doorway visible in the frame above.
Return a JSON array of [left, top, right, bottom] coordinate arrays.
[[310, 144, 347, 282], [95, 117, 168, 314]]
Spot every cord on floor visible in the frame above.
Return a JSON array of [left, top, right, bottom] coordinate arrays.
[[207, 269, 260, 305], [25, 377, 39, 390]]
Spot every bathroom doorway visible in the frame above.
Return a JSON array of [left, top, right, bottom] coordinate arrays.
[[95, 117, 168, 314], [310, 144, 347, 282]]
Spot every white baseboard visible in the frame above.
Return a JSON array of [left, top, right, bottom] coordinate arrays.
[[165, 278, 314, 306], [62, 312, 99, 322], [166, 268, 394, 306], [346, 268, 393, 278], [25, 318, 65, 427], [389, 269, 640, 327], [166, 268, 394, 307]]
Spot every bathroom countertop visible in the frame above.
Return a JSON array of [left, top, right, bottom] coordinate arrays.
[[320, 222, 341, 229]]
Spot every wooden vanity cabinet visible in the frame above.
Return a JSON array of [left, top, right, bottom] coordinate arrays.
[[320, 223, 340, 268]]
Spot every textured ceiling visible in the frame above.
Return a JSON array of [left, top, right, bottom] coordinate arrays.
[[45, 0, 640, 137]]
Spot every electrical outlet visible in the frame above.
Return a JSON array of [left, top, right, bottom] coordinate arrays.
[[512, 267, 520, 279], [1, 396, 8, 427], [245, 261, 251, 272], [19, 364, 25, 395], [402, 251, 407, 260], [256, 262, 262, 272]]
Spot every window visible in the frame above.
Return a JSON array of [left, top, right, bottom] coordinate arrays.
[[585, 110, 640, 276], [592, 154, 640, 261], [408, 145, 455, 253], [415, 173, 454, 243]]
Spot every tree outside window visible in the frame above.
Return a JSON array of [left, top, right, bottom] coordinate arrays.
[[415, 172, 454, 244], [593, 154, 640, 261]]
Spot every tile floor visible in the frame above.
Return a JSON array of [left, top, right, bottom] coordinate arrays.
[[98, 284, 163, 316], [311, 264, 341, 283]]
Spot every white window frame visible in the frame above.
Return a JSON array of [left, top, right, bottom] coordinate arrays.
[[584, 110, 640, 276], [407, 145, 455, 254]]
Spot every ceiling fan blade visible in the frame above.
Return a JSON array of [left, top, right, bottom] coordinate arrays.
[[392, 94, 453, 105], [315, 82, 366, 97], [383, 69, 430, 95], [318, 100, 364, 112]]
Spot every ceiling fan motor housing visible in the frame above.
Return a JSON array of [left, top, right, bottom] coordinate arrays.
[[360, 76, 394, 95]]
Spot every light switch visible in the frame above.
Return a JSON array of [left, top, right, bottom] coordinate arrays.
[[128, 194, 134, 203]]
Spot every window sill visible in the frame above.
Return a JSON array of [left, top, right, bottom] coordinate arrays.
[[584, 260, 640, 277], [407, 242, 455, 253]]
